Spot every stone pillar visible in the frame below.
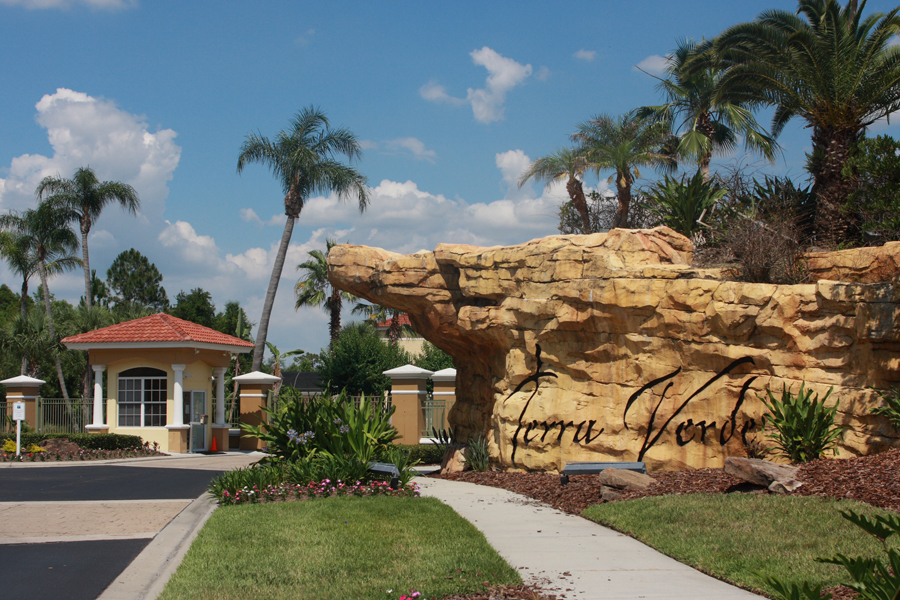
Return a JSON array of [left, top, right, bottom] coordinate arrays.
[[211, 367, 229, 453], [165, 364, 189, 453], [85, 365, 108, 433], [383, 365, 434, 444], [232, 371, 281, 451], [1, 376, 45, 432], [430, 367, 457, 433]]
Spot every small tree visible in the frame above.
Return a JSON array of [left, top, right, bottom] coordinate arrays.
[[317, 322, 411, 396], [107, 248, 169, 312]]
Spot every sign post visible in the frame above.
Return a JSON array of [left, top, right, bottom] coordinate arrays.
[[12, 401, 25, 456]]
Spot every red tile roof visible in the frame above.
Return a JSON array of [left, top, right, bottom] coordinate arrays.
[[61, 313, 255, 348], [376, 313, 411, 328]]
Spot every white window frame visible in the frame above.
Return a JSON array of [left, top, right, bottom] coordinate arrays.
[[118, 374, 167, 427]]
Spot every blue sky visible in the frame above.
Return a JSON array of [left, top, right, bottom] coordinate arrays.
[[1, 0, 899, 357]]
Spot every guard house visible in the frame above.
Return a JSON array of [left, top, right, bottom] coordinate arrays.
[[61, 313, 253, 453]]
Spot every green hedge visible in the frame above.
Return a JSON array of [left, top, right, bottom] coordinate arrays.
[[0, 432, 144, 451]]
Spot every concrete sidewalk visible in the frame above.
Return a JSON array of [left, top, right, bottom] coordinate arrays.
[[416, 477, 764, 600]]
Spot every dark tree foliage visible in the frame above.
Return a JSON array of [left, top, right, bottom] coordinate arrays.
[[170, 288, 216, 328], [0, 284, 23, 325], [213, 301, 253, 336], [106, 249, 169, 312], [413, 341, 454, 372], [317, 322, 411, 396], [843, 135, 900, 243]]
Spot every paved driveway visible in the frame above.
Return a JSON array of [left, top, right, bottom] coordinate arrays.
[[0, 453, 257, 600]]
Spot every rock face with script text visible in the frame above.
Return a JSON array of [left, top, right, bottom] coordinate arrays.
[[328, 227, 900, 471]]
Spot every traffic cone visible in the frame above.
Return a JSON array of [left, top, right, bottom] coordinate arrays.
[[210, 435, 218, 452]]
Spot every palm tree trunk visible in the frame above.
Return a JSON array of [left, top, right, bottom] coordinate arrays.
[[613, 173, 632, 229], [81, 225, 92, 309], [252, 215, 295, 371], [20, 278, 28, 375], [38, 260, 72, 414], [388, 310, 401, 345], [700, 156, 712, 183], [329, 288, 342, 343], [566, 177, 592, 234], [811, 126, 859, 248]]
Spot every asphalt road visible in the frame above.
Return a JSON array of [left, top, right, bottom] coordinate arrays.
[[0, 464, 223, 599], [0, 465, 221, 502], [3, 539, 151, 600]]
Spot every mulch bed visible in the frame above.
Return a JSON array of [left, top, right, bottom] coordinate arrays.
[[432, 449, 900, 600], [434, 449, 900, 516]]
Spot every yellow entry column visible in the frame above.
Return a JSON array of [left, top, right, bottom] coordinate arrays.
[[1, 376, 45, 432], [233, 371, 281, 451], [383, 365, 433, 444]]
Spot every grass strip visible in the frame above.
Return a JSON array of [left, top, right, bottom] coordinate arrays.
[[159, 496, 520, 600], [583, 493, 898, 596]]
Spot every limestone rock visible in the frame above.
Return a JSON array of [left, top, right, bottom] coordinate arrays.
[[600, 485, 623, 502], [724, 457, 801, 487], [598, 469, 656, 491], [328, 230, 900, 472], [768, 479, 804, 494], [441, 444, 467, 474]]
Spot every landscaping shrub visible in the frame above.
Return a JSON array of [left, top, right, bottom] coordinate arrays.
[[242, 387, 397, 465], [640, 169, 727, 238], [765, 509, 900, 600], [870, 386, 900, 433], [759, 383, 843, 463], [0, 432, 144, 450], [465, 433, 490, 472]]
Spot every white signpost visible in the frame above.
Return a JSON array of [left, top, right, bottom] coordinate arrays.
[[12, 401, 25, 456]]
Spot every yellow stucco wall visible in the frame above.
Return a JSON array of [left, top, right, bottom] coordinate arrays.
[[89, 347, 230, 452]]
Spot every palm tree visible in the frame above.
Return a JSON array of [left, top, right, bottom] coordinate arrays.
[[1, 309, 57, 379], [715, 0, 900, 246], [636, 38, 778, 182], [0, 231, 38, 324], [295, 239, 357, 344], [237, 106, 369, 370], [518, 147, 592, 233], [36, 167, 140, 309], [0, 203, 82, 398], [352, 302, 412, 346], [572, 112, 676, 229]]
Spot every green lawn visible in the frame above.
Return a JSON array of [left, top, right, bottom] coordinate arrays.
[[159, 496, 520, 600], [583, 493, 897, 596]]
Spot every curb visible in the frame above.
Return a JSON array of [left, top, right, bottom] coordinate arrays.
[[96, 493, 218, 600]]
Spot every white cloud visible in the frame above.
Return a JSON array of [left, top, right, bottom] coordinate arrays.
[[534, 66, 551, 82], [158, 220, 222, 266], [239, 207, 286, 227], [418, 81, 464, 105], [574, 49, 596, 61], [88, 229, 116, 249], [495, 150, 534, 200], [384, 137, 437, 163], [0, 0, 135, 8], [634, 54, 669, 76], [294, 28, 315, 47], [0, 88, 180, 221], [421, 47, 532, 124], [358, 139, 379, 150]]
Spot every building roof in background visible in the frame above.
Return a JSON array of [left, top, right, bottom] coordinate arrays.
[[280, 371, 324, 392], [61, 313, 255, 351], [375, 313, 411, 329]]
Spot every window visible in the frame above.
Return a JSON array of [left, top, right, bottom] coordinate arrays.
[[118, 367, 167, 427]]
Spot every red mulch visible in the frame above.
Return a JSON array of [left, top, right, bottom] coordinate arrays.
[[434, 449, 900, 516], [432, 449, 900, 600]]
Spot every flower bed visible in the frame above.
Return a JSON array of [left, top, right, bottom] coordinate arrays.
[[0, 443, 164, 462], [219, 479, 420, 506]]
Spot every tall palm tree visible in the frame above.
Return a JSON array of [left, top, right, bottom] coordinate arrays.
[[36, 167, 140, 309], [572, 112, 676, 229], [237, 106, 369, 370], [716, 0, 900, 246], [295, 239, 357, 343], [1, 309, 57, 379], [0, 203, 81, 398], [518, 147, 592, 233], [352, 301, 411, 346], [637, 38, 778, 182]]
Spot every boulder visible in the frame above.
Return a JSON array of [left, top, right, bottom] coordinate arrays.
[[39, 438, 80, 454], [768, 479, 804, 495], [440, 444, 467, 474], [600, 485, 623, 502], [598, 468, 656, 491], [724, 457, 801, 488]]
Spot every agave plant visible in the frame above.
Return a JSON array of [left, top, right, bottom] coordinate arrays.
[[640, 169, 727, 238]]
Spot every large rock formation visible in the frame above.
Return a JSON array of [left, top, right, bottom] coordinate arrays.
[[328, 227, 900, 471]]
